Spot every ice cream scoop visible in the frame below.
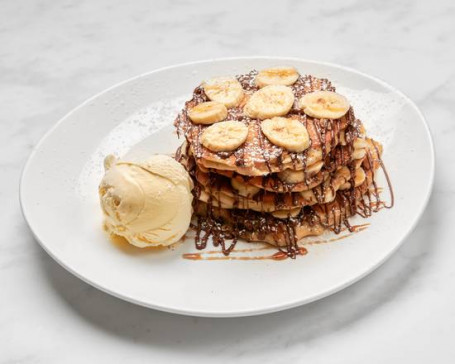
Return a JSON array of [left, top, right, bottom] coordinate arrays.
[[99, 154, 193, 247]]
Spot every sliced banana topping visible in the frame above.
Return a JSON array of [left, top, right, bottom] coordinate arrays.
[[299, 91, 350, 119], [244, 85, 294, 119], [300, 189, 316, 203], [272, 207, 301, 219], [353, 138, 367, 149], [352, 148, 366, 160], [278, 169, 306, 184], [277, 160, 323, 184], [255, 67, 299, 88], [354, 168, 366, 187], [351, 138, 368, 160], [201, 120, 248, 152], [336, 166, 351, 180], [230, 178, 260, 197], [188, 101, 228, 125], [339, 182, 351, 190], [261, 117, 310, 152], [202, 77, 244, 108]]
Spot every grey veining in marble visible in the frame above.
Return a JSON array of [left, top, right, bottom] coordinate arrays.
[[1, 0, 454, 363]]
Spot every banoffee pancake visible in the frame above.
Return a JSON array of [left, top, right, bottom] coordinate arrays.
[[174, 67, 393, 259]]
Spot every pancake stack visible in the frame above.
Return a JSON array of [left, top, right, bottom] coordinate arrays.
[[174, 67, 389, 257]]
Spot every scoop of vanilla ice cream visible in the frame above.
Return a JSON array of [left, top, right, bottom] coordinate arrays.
[[99, 154, 193, 247]]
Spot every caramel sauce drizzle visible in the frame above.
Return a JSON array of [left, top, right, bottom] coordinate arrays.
[[182, 248, 308, 261], [182, 223, 369, 261]]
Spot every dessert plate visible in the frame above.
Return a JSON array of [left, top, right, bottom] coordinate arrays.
[[20, 57, 434, 317]]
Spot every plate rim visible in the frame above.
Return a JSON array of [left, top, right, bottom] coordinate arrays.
[[19, 57, 435, 317]]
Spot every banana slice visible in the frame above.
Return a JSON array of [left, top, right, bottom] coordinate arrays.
[[299, 91, 350, 119], [352, 148, 366, 160], [339, 182, 350, 190], [278, 169, 306, 184], [301, 190, 317, 204], [351, 138, 368, 159], [230, 178, 260, 197], [261, 117, 310, 152], [277, 160, 324, 184], [353, 138, 367, 149], [354, 168, 366, 187], [202, 77, 244, 108], [201, 120, 248, 152], [272, 207, 301, 219], [188, 101, 228, 125], [255, 67, 299, 88], [306, 160, 324, 176], [338, 167, 366, 190], [244, 85, 294, 119], [336, 166, 351, 180]]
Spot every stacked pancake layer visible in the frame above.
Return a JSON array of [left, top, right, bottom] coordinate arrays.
[[175, 68, 390, 257]]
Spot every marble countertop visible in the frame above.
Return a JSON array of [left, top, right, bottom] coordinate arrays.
[[1, 0, 454, 362]]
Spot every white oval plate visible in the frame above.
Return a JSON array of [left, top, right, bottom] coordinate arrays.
[[20, 57, 434, 317]]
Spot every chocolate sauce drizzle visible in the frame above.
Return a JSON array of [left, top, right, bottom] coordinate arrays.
[[174, 71, 394, 260]]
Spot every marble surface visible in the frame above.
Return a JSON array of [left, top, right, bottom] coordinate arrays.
[[1, 0, 454, 362]]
